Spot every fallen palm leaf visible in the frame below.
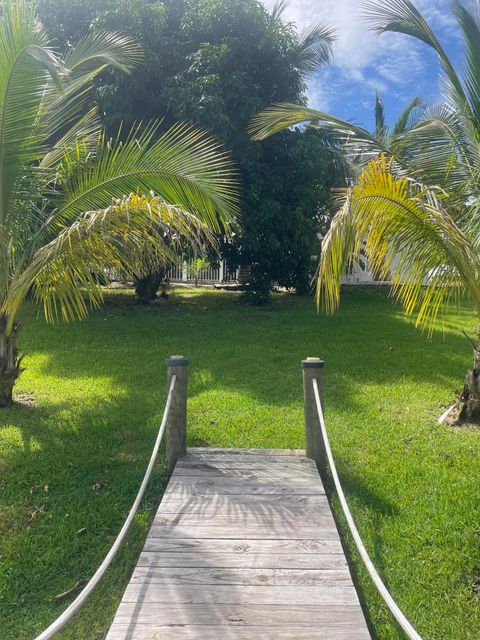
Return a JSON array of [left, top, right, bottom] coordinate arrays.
[[54, 580, 86, 601]]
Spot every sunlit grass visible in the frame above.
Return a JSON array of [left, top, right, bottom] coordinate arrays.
[[0, 287, 478, 639]]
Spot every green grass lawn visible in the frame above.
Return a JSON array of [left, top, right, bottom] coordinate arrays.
[[0, 287, 479, 639]]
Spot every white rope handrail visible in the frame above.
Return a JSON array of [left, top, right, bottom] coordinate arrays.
[[312, 377, 423, 640], [35, 374, 177, 640]]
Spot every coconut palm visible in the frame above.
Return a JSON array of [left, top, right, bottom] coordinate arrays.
[[250, 0, 480, 421], [0, 0, 237, 406]]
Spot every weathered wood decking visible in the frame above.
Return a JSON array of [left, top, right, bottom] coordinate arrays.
[[106, 448, 371, 639]]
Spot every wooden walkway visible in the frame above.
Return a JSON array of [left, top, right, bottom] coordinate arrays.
[[106, 448, 371, 639]]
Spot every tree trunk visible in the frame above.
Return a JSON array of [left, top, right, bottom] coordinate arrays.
[[0, 317, 23, 406], [459, 335, 480, 423], [237, 265, 251, 287], [135, 269, 167, 304]]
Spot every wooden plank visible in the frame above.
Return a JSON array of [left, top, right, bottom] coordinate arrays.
[[169, 475, 322, 488], [187, 448, 307, 456], [132, 565, 352, 583], [155, 505, 331, 521], [169, 473, 319, 486], [158, 493, 328, 511], [155, 503, 333, 526], [110, 603, 368, 627], [176, 460, 318, 472], [141, 537, 344, 555], [153, 511, 336, 529], [164, 478, 325, 496], [182, 453, 315, 464], [137, 553, 346, 571], [148, 524, 340, 539], [107, 624, 370, 640], [173, 466, 321, 480], [121, 583, 360, 606]]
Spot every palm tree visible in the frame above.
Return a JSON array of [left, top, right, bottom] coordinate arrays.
[[0, 0, 237, 406], [251, 0, 480, 422], [269, 0, 336, 74]]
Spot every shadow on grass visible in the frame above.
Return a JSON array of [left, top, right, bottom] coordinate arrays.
[[26, 289, 474, 416], [0, 393, 172, 639], [323, 466, 403, 640], [1, 288, 476, 638]]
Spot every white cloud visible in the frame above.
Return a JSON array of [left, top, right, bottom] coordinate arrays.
[[306, 75, 332, 111], [261, 0, 459, 119]]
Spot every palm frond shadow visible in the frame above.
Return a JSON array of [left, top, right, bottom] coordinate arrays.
[[28, 290, 474, 416]]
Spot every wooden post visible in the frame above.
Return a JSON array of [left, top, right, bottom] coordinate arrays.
[[165, 355, 189, 473], [302, 357, 326, 476]]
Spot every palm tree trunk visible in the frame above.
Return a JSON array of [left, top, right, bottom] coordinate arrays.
[[135, 269, 166, 304], [458, 330, 480, 423], [0, 317, 23, 406]]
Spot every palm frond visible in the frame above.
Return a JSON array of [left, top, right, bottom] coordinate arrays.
[[0, 0, 63, 221], [249, 103, 393, 170], [296, 22, 336, 74], [39, 108, 102, 171], [54, 121, 238, 236], [451, 0, 480, 129], [392, 96, 423, 135], [6, 194, 215, 325], [374, 92, 387, 140], [270, 0, 290, 25], [362, 0, 469, 116], [316, 192, 364, 312], [250, 103, 373, 143], [318, 155, 480, 331], [396, 103, 473, 193], [41, 31, 142, 141], [63, 30, 142, 76]]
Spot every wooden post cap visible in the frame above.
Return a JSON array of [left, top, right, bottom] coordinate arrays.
[[302, 358, 324, 369], [165, 356, 189, 366]]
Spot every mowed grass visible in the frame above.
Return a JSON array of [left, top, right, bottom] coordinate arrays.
[[0, 287, 479, 639]]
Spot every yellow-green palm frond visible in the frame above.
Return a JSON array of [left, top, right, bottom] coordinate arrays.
[[6, 194, 215, 325], [55, 121, 238, 236], [63, 29, 142, 76], [318, 155, 480, 332], [316, 191, 364, 313]]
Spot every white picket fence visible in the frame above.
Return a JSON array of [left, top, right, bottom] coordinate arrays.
[[167, 260, 238, 284], [107, 258, 386, 287]]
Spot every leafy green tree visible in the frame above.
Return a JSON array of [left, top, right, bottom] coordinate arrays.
[[0, 0, 236, 405], [171, 0, 337, 300], [232, 128, 342, 301], [252, 0, 480, 421], [35, 0, 338, 300]]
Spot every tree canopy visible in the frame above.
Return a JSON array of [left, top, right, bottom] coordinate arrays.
[[35, 0, 340, 298]]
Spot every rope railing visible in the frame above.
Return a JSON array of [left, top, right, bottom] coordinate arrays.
[[312, 377, 423, 640], [34, 373, 177, 640]]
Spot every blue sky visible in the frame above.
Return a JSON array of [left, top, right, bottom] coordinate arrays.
[[261, 0, 466, 131]]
